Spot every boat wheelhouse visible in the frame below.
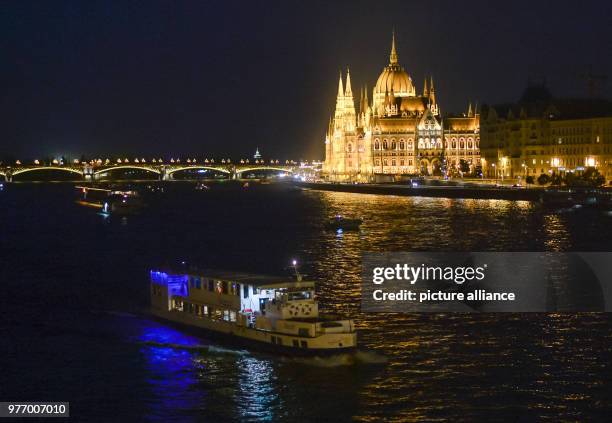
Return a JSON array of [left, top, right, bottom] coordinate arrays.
[[149, 268, 357, 354]]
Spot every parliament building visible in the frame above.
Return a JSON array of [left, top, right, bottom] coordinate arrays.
[[323, 34, 480, 181]]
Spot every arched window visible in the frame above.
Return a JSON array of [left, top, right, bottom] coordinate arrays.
[[418, 138, 424, 149], [391, 159, 396, 166], [460, 141, 465, 149], [399, 141, 405, 150], [452, 138, 457, 149], [467, 138, 473, 149], [347, 143, 353, 152], [383, 159, 388, 166], [374, 139, 380, 150], [383, 140, 388, 150], [391, 139, 397, 150], [436, 138, 442, 149], [408, 139, 413, 149]]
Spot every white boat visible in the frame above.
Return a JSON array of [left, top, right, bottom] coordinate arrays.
[[149, 267, 357, 354]]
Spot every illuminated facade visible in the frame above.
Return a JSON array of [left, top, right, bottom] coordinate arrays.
[[480, 85, 612, 184], [323, 34, 480, 181]]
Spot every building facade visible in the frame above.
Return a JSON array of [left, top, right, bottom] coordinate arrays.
[[480, 85, 612, 184], [323, 34, 480, 181]]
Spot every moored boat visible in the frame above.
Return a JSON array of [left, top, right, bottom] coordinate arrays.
[[324, 215, 363, 231], [149, 266, 357, 354], [76, 185, 144, 215]]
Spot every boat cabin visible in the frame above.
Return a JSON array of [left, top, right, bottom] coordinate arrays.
[[150, 269, 320, 326]]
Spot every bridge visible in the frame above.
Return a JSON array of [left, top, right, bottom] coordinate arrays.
[[0, 159, 317, 182]]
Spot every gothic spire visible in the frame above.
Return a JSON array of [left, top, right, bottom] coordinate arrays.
[[337, 71, 344, 98], [429, 76, 436, 104], [423, 77, 429, 96], [345, 68, 353, 97], [389, 30, 398, 65]]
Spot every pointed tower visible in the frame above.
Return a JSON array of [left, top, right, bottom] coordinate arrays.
[[429, 76, 436, 104], [423, 77, 429, 97], [335, 71, 345, 124], [467, 102, 473, 117], [343, 68, 356, 129], [345, 67, 353, 97], [389, 30, 398, 65]]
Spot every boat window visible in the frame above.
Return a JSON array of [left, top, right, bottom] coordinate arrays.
[[292, 340, 299, 347], [208, 279, 214, 292], [298, 328, 309, 337], [321, 321, 343, 328], [195, 278, 201, 289], [300, 341, 307, 348], [288, 291, 312, 301], [243, 285, 249, 299], [233, 283, 240, 296]]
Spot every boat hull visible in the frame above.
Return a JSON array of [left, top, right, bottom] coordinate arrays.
[[150, 308, 357, 356]]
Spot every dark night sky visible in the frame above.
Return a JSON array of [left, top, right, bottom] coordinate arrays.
[[2, 0, 611, 160]]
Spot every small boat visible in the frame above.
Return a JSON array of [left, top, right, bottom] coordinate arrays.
[[149, 265, 357, 355], [195, 182, 210, 191], [324, 215, 363, 231], [76, 185, 144, 215]]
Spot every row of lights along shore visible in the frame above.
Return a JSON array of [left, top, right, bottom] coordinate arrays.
[[9, 158, 309, 166]]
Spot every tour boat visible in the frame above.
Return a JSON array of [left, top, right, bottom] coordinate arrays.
[[76, 185, 144, 215], [324, 215, 363, 231], [149, 267, 357, 354]]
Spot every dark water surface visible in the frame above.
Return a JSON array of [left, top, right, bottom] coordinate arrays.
[[1, 183, 611, 422]]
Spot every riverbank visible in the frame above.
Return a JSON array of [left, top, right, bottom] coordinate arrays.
[[298, 182, 542, 201]]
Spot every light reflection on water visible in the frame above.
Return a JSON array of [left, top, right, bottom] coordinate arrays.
[[2, 184, 612, 421]]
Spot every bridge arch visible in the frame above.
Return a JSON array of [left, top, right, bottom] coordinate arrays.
[[93, 165, 161, 175], [166, 166, 231, 175], [236, 167, 294, 174], [11, 166, 84, 177]]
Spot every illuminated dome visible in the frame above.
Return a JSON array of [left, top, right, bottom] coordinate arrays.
[[375, 66, 413, 96], [374, 33, 415, 98]]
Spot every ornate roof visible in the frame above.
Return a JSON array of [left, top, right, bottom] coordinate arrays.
[[374, 33, 414, 97]]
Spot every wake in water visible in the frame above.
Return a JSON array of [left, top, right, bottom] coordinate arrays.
[[285, 350, 388, 367], [138, 340, 250, 356]]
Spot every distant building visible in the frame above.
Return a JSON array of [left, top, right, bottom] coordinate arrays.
[[254, 148, 262, 159], [323, 33, 480, 181], [480, 84, 612, 184]]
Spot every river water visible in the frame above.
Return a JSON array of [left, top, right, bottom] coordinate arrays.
[[1, 182, 611, 421]]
